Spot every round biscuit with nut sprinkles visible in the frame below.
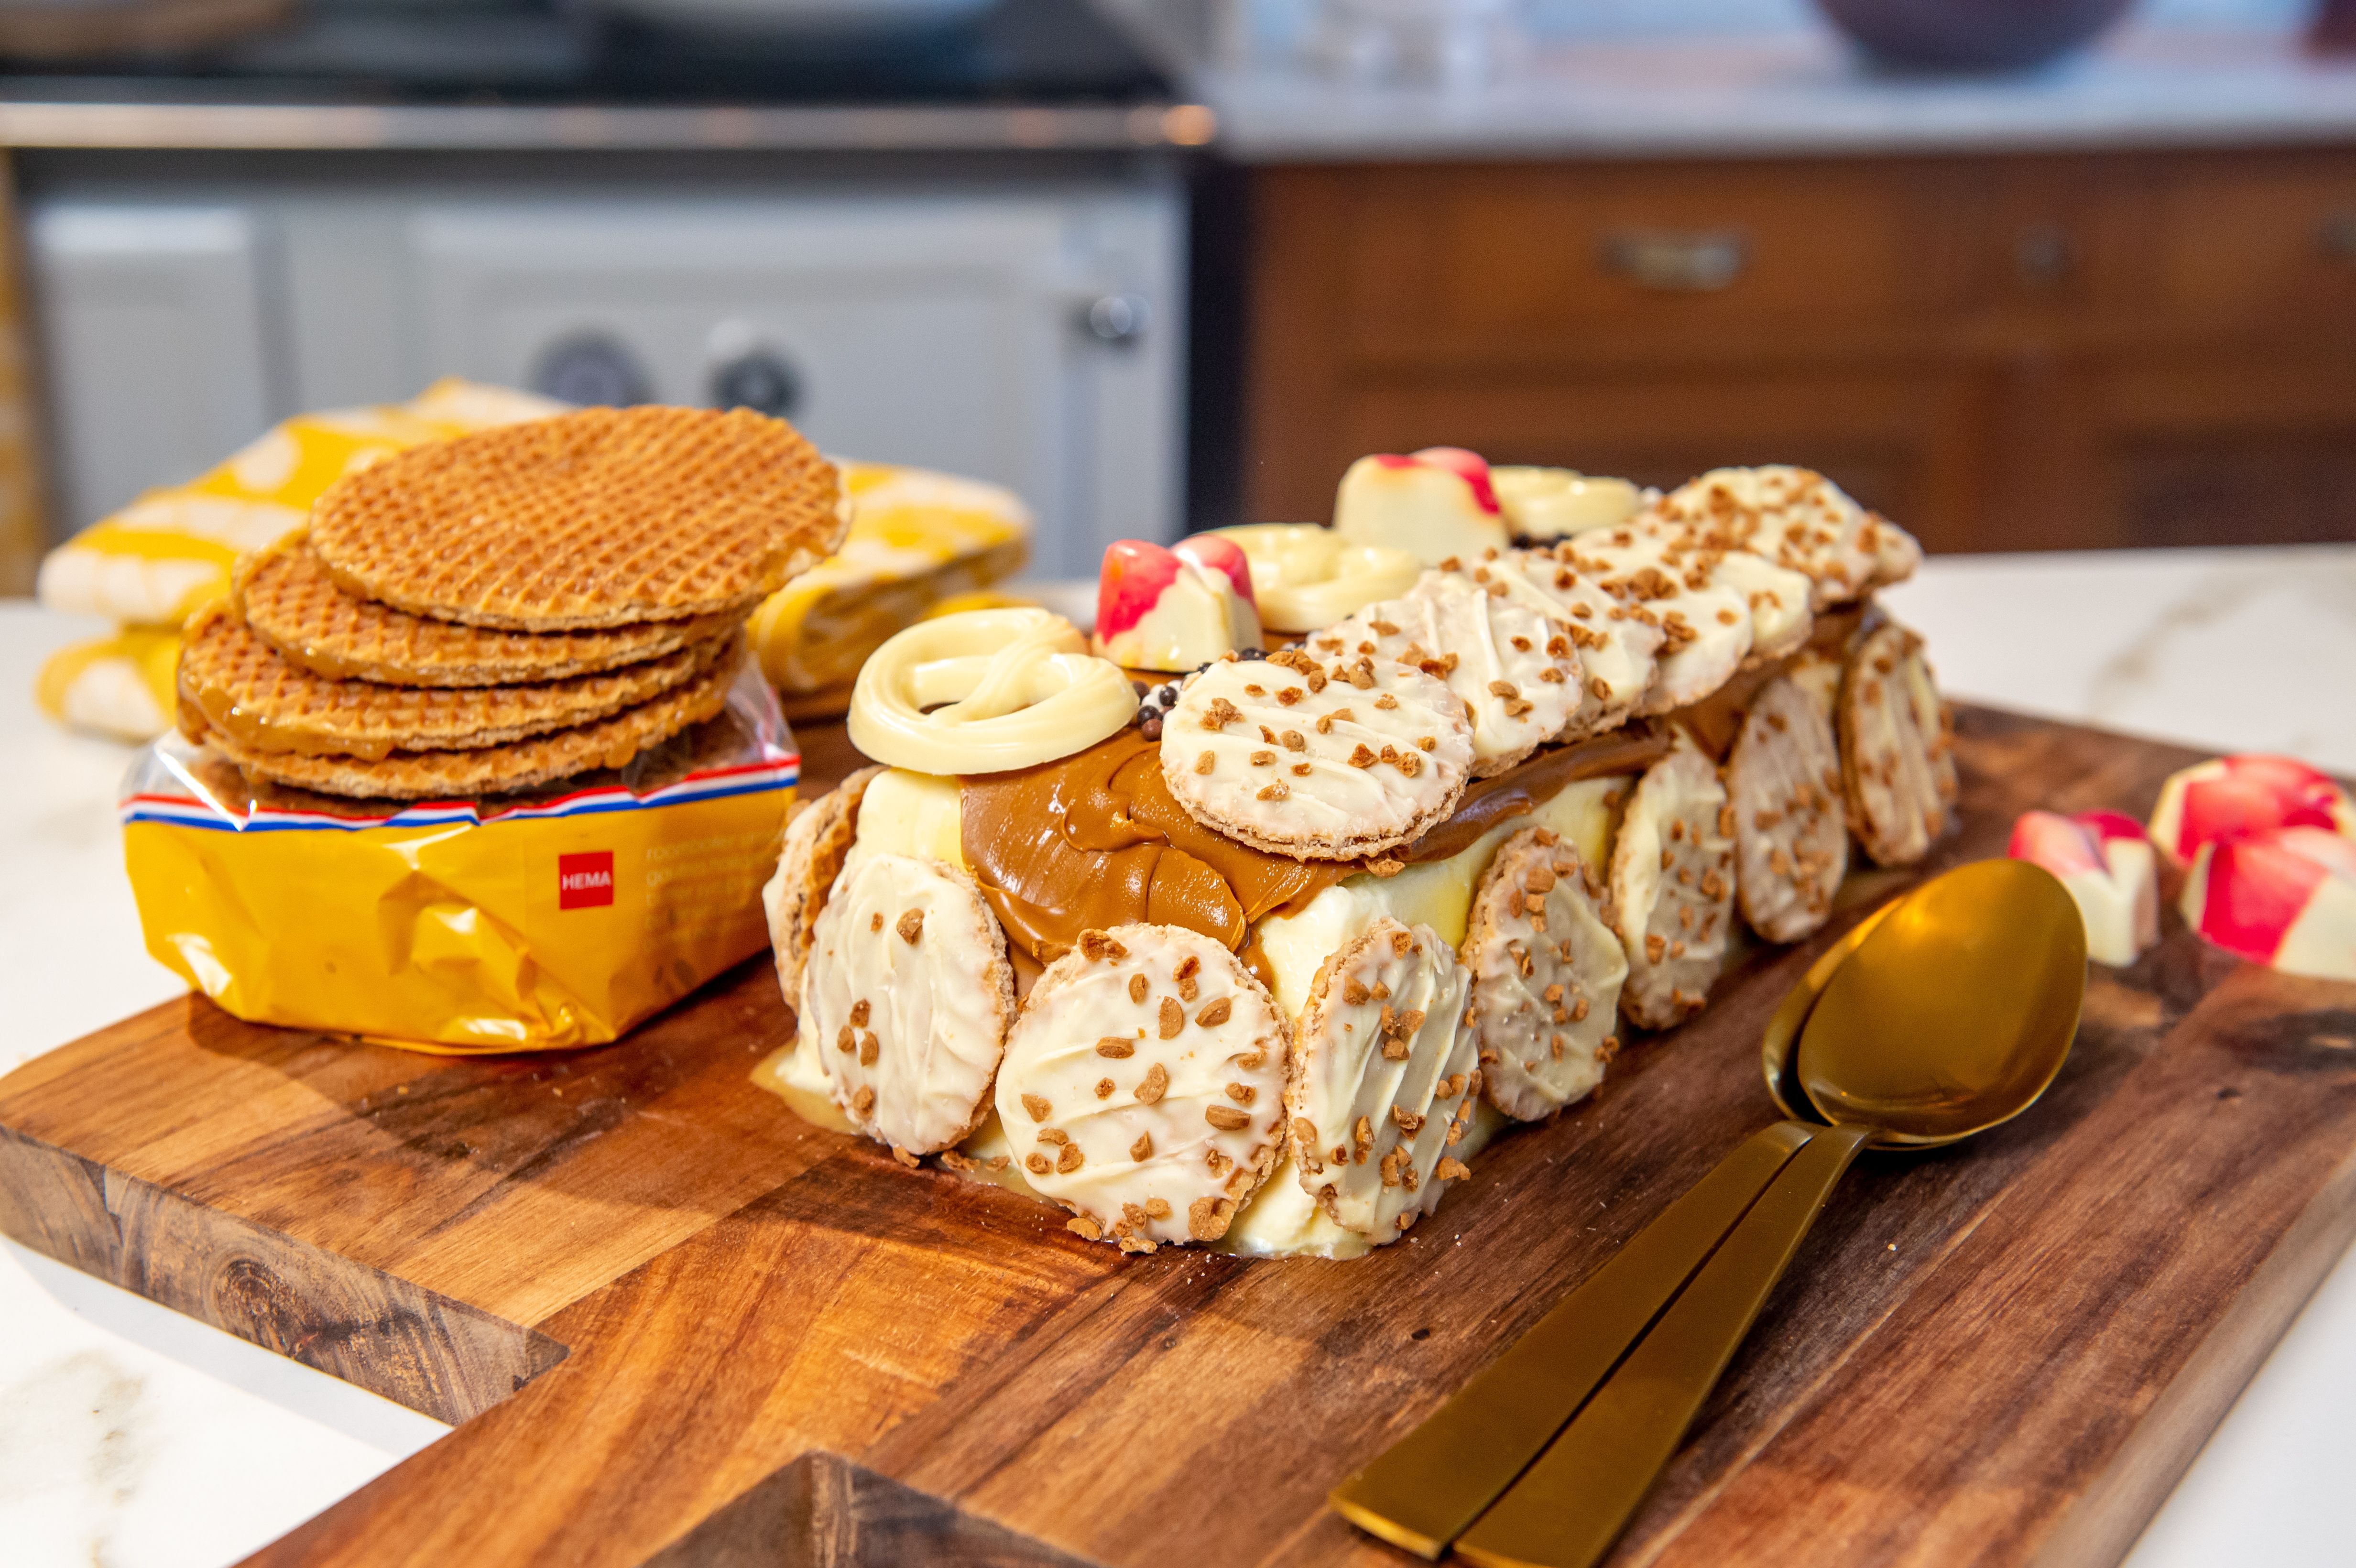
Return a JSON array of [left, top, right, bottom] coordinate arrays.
[[1491, 548, 1663, 739], [1462, 828, 1628, 1121], [993, 923, 1290, 1252], [764, 764, 883, 1009], [1839, 620, 1957, 867], [1287, 916, 1481, 1243], [799, 850, 1014, 1159], [1609, 741, 1739, 1030], [1320, 567, 1585, 777], [1554, 528, 1756, 716], [1729, 672, 1848, 942], [1158, 648, 1473, 860]]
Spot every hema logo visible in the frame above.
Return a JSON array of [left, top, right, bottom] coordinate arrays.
[[558, 850, 616, 909]]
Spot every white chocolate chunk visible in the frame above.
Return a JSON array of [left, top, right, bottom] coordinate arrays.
[[800, 851, 1014, 1156], [1728, 672, 1849, 943], [1462, 828, 1628, 1121], [993, 924, 1290, 1251], [1161, 648, 1472, 859], [1610, 741, 1738, 1030], [1838, 621, 1957, 868], [1287, 917, 1481, 1243], [1327, 568, 1585, 777]]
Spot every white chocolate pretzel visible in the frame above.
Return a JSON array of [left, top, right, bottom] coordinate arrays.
[[1839, 620, 1957, 867], [848, 607, 1136, 775], [1610, 741, 1738, 1030], [800, 851, 1014, 1158], [1728, 672, 1848, 942], [1287, 917, 1480, 1243], [1211, 523, 1420, 633], [1643, 466, 1922, 609], [1463, 828, 1628, 1121], [1324, 568, 1586, 778], [994, 924, 1290, 1251], [1160, 648, 1473, 860]]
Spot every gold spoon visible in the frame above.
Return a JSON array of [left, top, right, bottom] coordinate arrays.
[[1451, 858, 2087, 1568], [1329, 860, 2085, 1562]]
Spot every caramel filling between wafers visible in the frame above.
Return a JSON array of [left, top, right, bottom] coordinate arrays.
[[957, 723, 1671, 982]]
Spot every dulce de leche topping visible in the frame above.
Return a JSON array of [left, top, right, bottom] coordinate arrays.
[[960, 730, 1347, 971], [961, 723, 1675, 974]]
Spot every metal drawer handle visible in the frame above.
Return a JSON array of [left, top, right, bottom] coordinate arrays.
[[1599, 229, 1748, 292], [2321, 212, 2356, 262]]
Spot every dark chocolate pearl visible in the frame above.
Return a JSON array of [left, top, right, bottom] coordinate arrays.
[[1140, 715, 1163, 741]]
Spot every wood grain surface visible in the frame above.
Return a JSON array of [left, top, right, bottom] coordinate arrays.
[[3, 708, 2353, 1568]]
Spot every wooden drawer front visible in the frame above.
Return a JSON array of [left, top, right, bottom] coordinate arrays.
[[1332, 366, 1985, 553], [2158, 157, 2356, 330], [1341, 164, 1922, 364]]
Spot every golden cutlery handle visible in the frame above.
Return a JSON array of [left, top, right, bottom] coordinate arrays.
[[1328, 1119, 1820, 1559], [1453, 1121, 1873, 1568]]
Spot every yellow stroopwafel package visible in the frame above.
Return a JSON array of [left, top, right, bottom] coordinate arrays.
[[746, 460, 1029, 704], [120, 662, 797, 1053], [35, 379, 567, 740]]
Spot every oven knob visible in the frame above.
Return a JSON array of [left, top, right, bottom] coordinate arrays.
[[710, 350, 802, 420], [1078, 293, 1148, 347], [530, 334, 650, 408]]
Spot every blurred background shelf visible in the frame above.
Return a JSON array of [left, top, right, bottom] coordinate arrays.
[[2, 0, 2354, 582]]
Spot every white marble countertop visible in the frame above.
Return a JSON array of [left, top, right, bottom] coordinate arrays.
[[3, 544, 2354, 1566], [1191, 21, 2356, 161]]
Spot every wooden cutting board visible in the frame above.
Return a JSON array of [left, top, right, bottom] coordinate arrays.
[[5, 707, 2356, 1568]]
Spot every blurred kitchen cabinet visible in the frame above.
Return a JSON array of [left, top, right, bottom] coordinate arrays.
[[0, 157, 50, 593], [24, 180, 1184, 577], [25, 201, 272, 533], [1244, 150, 2356, 552]]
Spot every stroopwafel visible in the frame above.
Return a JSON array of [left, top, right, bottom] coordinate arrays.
[[178, 602, 735, 760], [182, 643, 745, 800], [308, 405, 846, 631], [236, 534, 739, 688]]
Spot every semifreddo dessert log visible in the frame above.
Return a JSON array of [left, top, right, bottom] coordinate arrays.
[[761, 454, 1952, 1258]]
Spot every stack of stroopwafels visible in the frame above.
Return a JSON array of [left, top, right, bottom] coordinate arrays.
[[176, 405, 846, 800]]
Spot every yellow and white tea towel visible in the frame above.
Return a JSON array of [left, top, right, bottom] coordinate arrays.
[[746, 460, 1031, 708], [34, 379, 566, 740]]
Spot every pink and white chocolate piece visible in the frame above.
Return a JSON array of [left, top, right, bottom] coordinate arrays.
[[2008, 809, 2160, 966], [1332, 446, 1512, 566], [1093, 536, 1263, 672], [2147, 753, 2356, 866], [2181, 827, 2356, 981]]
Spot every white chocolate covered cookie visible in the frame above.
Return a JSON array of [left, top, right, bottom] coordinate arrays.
[[1839, 621, 1957, 867], [1553, 529, 1755, 715], [995, 924, 1291, 1251], [764, 764, 883, 1008], [1645, 466, 1921, 608], [1160, 648, 1473, 860], [1494, 549, 1663, 736], [800, 850, 1014, 1158], [1462, 828, 1628, 1120], [1323, 568, 1584, 777], [1287, 917, 1480, 1242], [1610, 741, 1738, 1030], [1727, 674, 1848, 943]]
